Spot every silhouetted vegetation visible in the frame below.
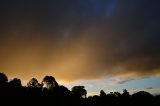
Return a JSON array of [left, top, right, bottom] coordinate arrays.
[[0, 72, 159, 106]]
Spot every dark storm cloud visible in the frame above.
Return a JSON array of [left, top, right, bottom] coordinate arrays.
[[0, 0, 160, 81]]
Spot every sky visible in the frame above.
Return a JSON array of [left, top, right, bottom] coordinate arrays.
[[0, 0, 160, 95]]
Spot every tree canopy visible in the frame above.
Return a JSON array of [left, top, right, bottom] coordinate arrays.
[[0, 72, 159, 106]]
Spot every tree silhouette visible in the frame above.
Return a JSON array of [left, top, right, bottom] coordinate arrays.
[[8, 78, 22, 87], [71, 86, 87, 98], [122, 89, 130, 97], [0, 73, 8, 97], [0, 73, 159, 106], [100, 90, 107, 97], [27, 78, 41, 88], [8, 78, 22, 98], [131, 91, 155, 105], [0, 72, 8, 84], [132, 91, 153, 100], [55, 85, 71, 97], [41, 76, 58, 90], [113, 92, 121, 97]]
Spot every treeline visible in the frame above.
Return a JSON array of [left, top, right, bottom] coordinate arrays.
[[0, 72, 159, 106]]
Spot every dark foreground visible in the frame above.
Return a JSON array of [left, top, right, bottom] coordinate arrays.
[[0, 73, 160, 106]]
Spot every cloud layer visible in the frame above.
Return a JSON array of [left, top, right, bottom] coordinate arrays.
[[0, 0, 160, 82]]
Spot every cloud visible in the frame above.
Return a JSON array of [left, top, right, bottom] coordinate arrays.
[[0, 0, 160, 82], [146, 87, 153, 90], [116, 79, 134, 84]]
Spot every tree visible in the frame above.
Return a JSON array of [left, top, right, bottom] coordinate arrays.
[[0, 72, 8, 84], [113, 92, 121, 97], [132, 91, 153, 98], [55, 85, 71, 97], [100, 90, 107, 97], [121, 89, 130, 99], [27, 78, 41, 88], [131, 91, 154, 105], [8, 78, 22, 87], [41, 76, 58, 90], [71, 86, 87, 98], [0, 73, 8, 92], [122, 89, 129, 95]]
